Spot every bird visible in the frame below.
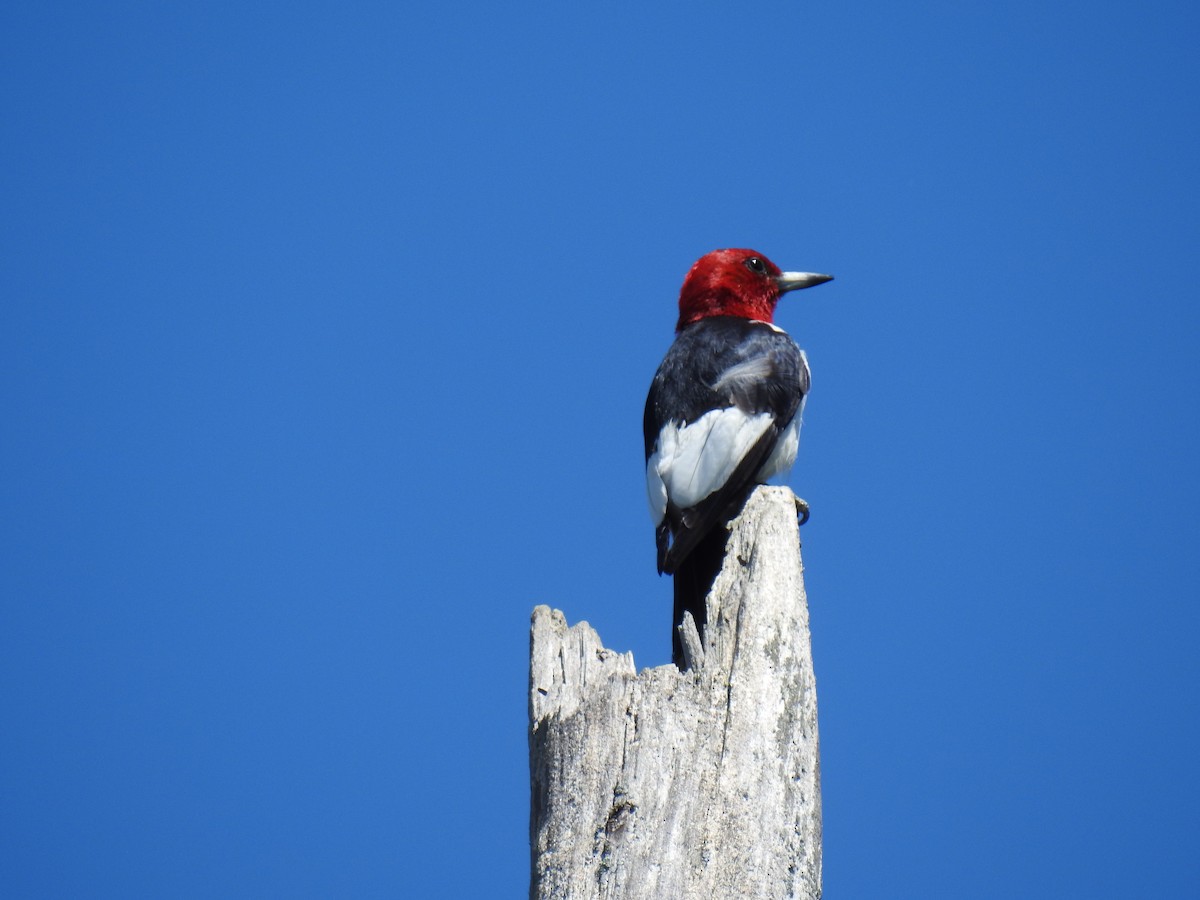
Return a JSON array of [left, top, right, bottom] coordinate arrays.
[[643, 249, 832, 668]]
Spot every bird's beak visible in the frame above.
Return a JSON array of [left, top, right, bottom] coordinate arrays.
[[776, 271, 834, 294]]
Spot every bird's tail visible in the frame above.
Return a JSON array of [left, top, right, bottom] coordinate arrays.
[[671, 525, 729, 669]]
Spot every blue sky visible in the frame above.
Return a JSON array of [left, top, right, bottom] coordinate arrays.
[[2, 1, 1198, 896]]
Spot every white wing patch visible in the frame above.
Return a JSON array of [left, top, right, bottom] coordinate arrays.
[[646, 407, 774, 523]]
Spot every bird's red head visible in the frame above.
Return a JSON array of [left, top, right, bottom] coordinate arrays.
[[675, 248, 832, 332]]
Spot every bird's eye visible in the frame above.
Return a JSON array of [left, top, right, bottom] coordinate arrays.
[[745, 257, 766, 274]]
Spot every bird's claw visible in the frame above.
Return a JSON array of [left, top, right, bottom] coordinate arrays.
[[795, 496, 810, 526]]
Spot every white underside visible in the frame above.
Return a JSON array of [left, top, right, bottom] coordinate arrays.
[[757, 415, 800, 482], [646, 407, 801, 526]]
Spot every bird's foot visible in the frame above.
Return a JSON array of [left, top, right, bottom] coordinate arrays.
[[795, 496, 810, 526]]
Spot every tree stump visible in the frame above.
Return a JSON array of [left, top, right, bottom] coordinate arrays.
[[529, 486, 821, 899]]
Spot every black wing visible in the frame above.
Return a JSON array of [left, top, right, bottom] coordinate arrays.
[[644, 316, 807, 573]]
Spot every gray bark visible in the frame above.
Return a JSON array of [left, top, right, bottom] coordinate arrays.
[[529, 486, 821, 900]]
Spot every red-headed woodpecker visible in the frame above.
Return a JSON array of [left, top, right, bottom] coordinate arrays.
[[643, 249, 832, 667]]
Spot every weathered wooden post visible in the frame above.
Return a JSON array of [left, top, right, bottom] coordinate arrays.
[[529, 486, 821, 899]]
